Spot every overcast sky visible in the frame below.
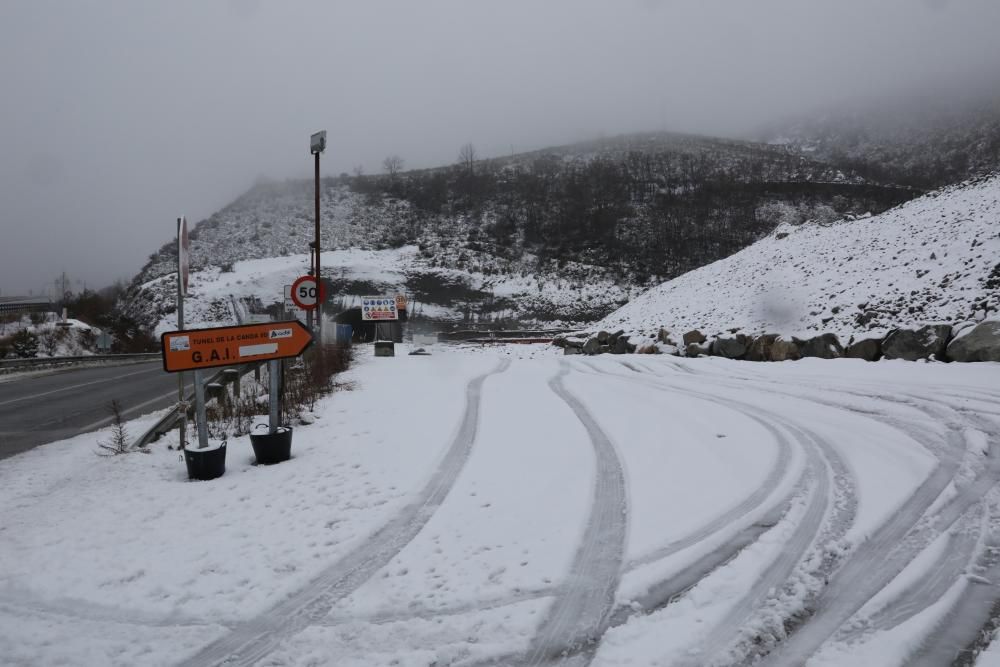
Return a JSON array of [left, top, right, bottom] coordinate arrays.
[[2, 0, 999, 296]]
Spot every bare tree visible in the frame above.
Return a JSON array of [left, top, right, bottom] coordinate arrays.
[[458, 143, 478, 172], [352, 164, 364, 177], [382, 155, 404, 178]]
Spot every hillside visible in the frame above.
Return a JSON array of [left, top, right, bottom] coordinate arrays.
[[119, 132, 917, 333], [598, 173, 1000, 341], [762, 90, 1000, 189]]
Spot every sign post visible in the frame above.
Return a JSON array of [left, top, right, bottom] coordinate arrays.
[[176, 216, 190, 451], [362, 296, 399, 356], [161, 320, 314, 449], [310, 130, 327, 343]]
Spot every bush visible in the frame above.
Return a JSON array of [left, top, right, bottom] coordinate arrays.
[[11, 330, 39, 358]]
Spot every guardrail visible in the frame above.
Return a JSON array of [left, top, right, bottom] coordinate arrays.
[[0, 353, 162, 373], [131, 361, 265, 449]]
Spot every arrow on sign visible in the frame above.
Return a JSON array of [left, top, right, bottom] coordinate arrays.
[[160, 320, 314, 373]]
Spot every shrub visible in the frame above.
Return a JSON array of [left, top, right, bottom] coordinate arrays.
[[11, 330, 39, 358]]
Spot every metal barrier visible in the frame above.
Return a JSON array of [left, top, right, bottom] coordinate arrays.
[[130, 361, 264, 449], [0, 353, 161, 373]]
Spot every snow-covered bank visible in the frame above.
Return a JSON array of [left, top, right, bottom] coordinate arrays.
[[599, 174, 1000, 341]]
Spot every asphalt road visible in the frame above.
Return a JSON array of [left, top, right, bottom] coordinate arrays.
[[0, 361, 191, 460]]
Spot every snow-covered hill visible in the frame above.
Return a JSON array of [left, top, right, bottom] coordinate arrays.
[[118, 131, 915, 334], [599, 174, 1000, 340]]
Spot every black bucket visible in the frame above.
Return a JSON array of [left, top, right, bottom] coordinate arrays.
[[184, 442, 227, 481], [250, 426, 293, 465]]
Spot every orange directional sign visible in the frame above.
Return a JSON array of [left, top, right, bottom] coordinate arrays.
[[160, 320, 314, 373]]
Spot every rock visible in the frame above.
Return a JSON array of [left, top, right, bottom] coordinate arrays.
[[636, 343, 660, 354], [611, 336, 630, 354], [552, 334, 584, 349], [882, 324, 952, 361], [710, 335, 747, 359], [746, 334, 778, 361], [598, 344, 611, 354], [608, 329, 626, 345], [770, 337, 801, 362], [685, 342, 709, 357], [946, 320, 1000, 362], [657, 328, 675, 346], [582, 335, 601, 355], [845, 338, 881, 361], [798, 333, 844, 359], [563, 346, 582, 355], [683, 329, 706, 346], [597, 330, 610, 343]]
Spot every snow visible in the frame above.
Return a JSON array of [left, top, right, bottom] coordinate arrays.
[[1, 344, 999, 665], [599, 174, 1000, 341]]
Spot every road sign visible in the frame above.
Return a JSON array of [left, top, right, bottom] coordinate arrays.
[[291, 275, 324, 310], [161, 320, 313, 373], [362, 296, 399, 321], [395, 294, 408, 311]]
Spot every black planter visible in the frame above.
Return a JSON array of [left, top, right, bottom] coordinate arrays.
[[250, 426, 293, 465], [184, 443, 226, 480]]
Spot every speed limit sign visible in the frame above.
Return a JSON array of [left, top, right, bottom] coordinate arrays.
[[290, 275, 325, 310]]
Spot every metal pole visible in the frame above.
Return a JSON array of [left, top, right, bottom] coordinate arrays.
[[314, 151, 322, 344], [177, 218, 187, 452], [193, 369, 209, 448], [268, 359, 280, 435]]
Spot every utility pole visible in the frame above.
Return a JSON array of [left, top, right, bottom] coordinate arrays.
[[310, 130, 326, 343]]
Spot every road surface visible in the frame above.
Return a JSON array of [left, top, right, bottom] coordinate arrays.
[[0, 361, 188, 460]]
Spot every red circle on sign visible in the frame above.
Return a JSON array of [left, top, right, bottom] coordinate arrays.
[[290, 275, 325, 310]]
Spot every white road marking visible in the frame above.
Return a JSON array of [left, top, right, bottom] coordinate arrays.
[[0, 364, 161, 407]]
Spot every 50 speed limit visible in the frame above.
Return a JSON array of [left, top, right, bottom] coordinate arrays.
[[290, 275, 325, 310]]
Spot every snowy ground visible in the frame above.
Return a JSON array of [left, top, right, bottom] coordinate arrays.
[[1, 344, 999, 666]]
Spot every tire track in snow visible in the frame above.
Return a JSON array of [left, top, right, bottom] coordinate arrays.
[[578, 361, 856, 666], [759, 403, 992, 666], [835, 506, 981, 644], [176, 359, 511, 667], [519, 364, 628, 666]]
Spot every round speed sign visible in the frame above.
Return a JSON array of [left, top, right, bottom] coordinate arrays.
[[290, 275, 325, 310]]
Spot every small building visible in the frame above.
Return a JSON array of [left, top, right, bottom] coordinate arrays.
[[0, 296, 53, 316]]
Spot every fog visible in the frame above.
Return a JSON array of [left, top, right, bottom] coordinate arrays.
[[1, 0, 999, 295]]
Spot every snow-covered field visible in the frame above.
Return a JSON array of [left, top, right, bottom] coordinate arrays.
[[143, 245, 635, 336], [1, 345, 999, 666], [600, 174, 1000, 341]]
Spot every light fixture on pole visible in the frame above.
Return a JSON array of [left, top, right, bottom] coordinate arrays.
[[310, 130, 326, 341]]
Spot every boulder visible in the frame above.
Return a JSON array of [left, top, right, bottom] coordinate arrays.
[[636, 343, 660, 354], [845, 338, 881, 361], [685, 342, 710, 357], [746, 334, 779, 362], [711, 335, 747, 359], [552, 334, 584, 349], [946, 320, 1000, 362], [882, 325, 952, 361], [657, 328, 676, 346], [563, 346, 582, 355], [770, 337, 801, 362], [582, 335, 601, 355], [683, 329, 707, 346], [611, 336, 631, 354], [597, 330, 610, 343], [798, 333, 844, 359], [598, 344, 611, 354]]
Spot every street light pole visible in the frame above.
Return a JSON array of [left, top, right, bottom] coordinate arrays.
[[310, 130, 326, 343]]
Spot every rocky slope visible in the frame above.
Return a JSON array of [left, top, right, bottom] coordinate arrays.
[[598, 173, 1000, 343]]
